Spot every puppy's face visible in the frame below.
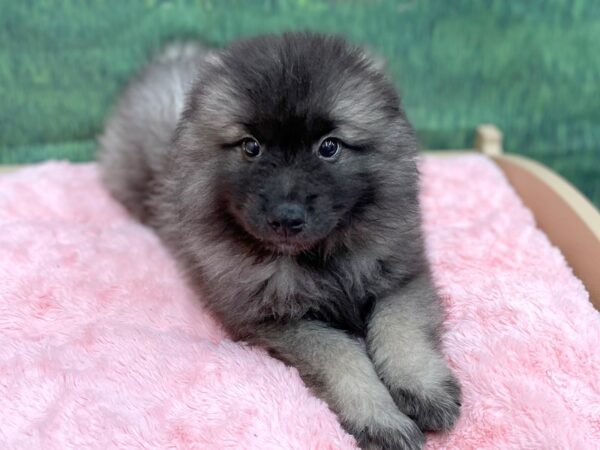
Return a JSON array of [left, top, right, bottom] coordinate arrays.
[[178, 33, 417, 254], [222, 119, 373, 254]]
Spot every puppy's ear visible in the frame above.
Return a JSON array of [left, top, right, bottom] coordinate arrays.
[[361, 47, 388, 74]]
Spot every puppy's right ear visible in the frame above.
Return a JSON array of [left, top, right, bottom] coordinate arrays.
[[203, 50, 225, 68], [155, 41, 210, 64]]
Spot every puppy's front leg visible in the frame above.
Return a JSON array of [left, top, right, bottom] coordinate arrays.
[[245, 320, 423, 450], [366, 272, 461, 432]]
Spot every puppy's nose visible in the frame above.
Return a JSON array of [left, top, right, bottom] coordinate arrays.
[[268, 203, 306, 236]]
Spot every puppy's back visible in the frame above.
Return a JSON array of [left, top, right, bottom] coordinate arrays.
[[98, 42, 208, 221]]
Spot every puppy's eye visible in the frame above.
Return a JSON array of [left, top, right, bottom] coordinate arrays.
[[318, 138, 341, 160], [242, 138, 261, 159]]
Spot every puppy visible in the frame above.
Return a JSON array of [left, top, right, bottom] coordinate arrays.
[[99, 32, 461, 450]]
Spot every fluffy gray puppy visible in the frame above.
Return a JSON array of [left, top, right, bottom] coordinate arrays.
[[99, 32, 460, 450]]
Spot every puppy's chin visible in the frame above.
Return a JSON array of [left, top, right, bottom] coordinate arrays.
[[262, 238, 318, 256], [241, 222, 320, 255]]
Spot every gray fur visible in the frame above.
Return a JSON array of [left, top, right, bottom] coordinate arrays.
[[366, 273, 461, 432], [98, 41, 212, 219], [98, 32, 461, 449], [249, 321, 424, 450]]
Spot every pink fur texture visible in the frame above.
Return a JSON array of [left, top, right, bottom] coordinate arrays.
[[0, 155, 598, 449]]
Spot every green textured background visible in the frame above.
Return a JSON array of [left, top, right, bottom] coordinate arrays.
[[2, 0, 599, 205]]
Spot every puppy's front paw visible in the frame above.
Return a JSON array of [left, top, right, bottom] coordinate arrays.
[[350, 415, 424, 450], [390, 372, 461, 432]]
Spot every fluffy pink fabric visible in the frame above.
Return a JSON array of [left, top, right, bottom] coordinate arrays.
[[0, 155, 598, 449]]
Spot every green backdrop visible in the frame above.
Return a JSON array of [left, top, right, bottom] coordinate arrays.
[[2, 0, 599, 205]]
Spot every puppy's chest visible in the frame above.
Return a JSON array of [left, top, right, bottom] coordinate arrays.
[[254, 259, 321, 318], [254, 255, 386, 324]]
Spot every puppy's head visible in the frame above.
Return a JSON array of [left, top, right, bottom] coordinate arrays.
[[175, 32, 419, 255]]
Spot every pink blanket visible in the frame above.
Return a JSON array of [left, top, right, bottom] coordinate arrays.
[[1, 155, 598, 449]]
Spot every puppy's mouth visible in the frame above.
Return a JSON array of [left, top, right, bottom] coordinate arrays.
[[262, 237, 318, 255], [226, 204, 324, 255], [244, 221, 320, 255]]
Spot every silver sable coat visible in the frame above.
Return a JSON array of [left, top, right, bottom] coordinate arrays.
[[99, 32, 461, 450]]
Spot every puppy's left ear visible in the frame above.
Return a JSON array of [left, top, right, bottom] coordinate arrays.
[[362, 47, 388, 74]]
